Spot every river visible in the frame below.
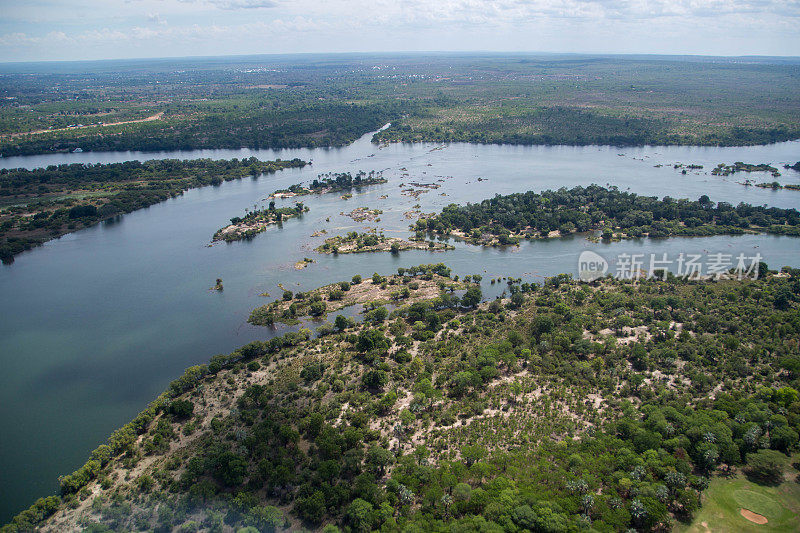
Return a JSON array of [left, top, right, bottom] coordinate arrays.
[[1, 130, 799, 521]]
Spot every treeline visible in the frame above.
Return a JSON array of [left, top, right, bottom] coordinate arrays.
[[0, 157, 306, 197], [417, 185, 800, 243], [0, 101, 398, 156], [373, 107, 800, 147], [0, 157, 306, 263]]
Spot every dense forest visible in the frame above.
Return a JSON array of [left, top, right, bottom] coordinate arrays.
[[6, 262, 799, 532], [2, 55, 799, 156], [0, 157, 306, 262], [416, 185, 800, 245]]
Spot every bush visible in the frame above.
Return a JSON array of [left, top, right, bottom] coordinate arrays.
[[329, 289, 345, 301], [168, 399, 194, 420], [309, 301, 327, 317], [744, 449, 785, 484]]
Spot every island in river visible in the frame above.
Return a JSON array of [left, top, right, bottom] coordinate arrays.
[[418, 185, 800, 246], [315, 231, 453, 255], [269, 170, 387, 199], [213, 170, 390, 242], [213, 203, 309, 242]]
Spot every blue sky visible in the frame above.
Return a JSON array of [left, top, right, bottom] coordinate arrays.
[[1, 0, 798, 62]]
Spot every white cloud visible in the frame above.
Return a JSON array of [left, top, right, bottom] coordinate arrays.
[[0, 0, 798, 60], [175, 0, 279, 9], [147, 12, 168, 25]]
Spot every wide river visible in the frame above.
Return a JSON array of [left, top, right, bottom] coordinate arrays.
[[1, 130, 799, 521]]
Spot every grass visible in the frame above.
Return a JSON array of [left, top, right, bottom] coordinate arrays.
[[678, 456, 800, 533]]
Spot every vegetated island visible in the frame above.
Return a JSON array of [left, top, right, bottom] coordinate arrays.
[[343, 207, 383, 223], [249, 263, 472, 326], [8, 262, 800, 532], [413, 185, 800, 246], [270, 171, 387, 199], [212, 201, 308, 243], [753, 181, 800, 191], [315, 231, 453, 255], [711, 162, 781, 178], [213, 171, 391, 242], [0, 157, 307, 263]]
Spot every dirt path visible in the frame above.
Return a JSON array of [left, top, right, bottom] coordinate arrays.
[[2, 112, 164, 138]]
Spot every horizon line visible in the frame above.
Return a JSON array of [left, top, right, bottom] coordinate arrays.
[[2, 49, 800, 67]]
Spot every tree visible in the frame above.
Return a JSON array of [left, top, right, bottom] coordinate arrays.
[[509, 291, 525, 308], [356, 329, 389, 353], [347, 499, 375, 533], [461, 285, 482, 308], [530, 315, 554, 341], [744, 449, 784, 484], [462, 444, 487, 466], [309, 300, 326, 317], [296, 491, 326, 524], [453, 482, 472, 502], [300, 361, 325, 383], [212, 451, 248, 487], [365, 446, 394, 475], [335, 314, 350, 331], [366, 306, 388, 324], [770, 425, 799, 453], [169, 399, 193, 420], [362, 369, 388, 391]]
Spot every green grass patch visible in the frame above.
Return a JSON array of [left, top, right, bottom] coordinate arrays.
[[733, 489, 785, 520], [679, 458, 800, 533]]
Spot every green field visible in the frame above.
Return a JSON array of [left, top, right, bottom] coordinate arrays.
[[679, 458, 800, 533]]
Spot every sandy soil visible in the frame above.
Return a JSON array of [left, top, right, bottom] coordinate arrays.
[[739, 508, 768, 524]]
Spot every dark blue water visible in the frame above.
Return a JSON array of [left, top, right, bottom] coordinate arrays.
[[1, 131, 799, 521]]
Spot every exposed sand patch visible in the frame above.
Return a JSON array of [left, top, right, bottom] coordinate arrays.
[[739, 508, 768, 524]]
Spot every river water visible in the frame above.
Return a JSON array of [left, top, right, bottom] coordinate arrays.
[[1, 131, 799, 521]]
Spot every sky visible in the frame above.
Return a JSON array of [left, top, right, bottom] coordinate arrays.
[[0, 0, 799, 62]]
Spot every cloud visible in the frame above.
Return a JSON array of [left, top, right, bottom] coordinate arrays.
[[176, 0, 279, 9], [217, 0, 279, 9], [147, 13, 167, 25], [1, 0, 799, 60]]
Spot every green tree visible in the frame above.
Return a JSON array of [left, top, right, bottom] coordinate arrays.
[[461, 285, 482, 308], [744, 449, 785, 484], [347, 498, 375, 533]]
